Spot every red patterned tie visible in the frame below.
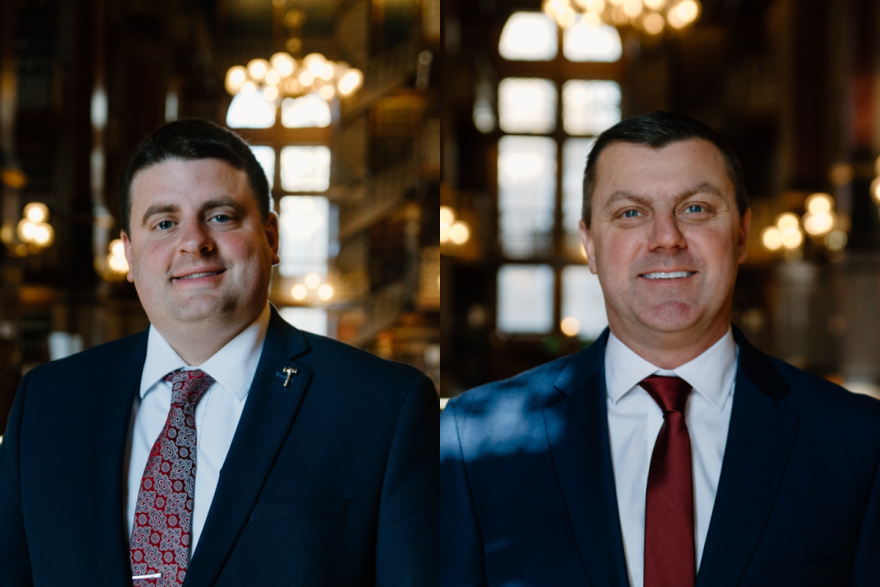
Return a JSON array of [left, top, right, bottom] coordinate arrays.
[[641, 375, 695, 587], [129, 369, 214, 586]]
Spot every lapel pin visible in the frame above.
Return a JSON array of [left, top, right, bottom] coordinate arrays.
[[282, 367, 299, 387]]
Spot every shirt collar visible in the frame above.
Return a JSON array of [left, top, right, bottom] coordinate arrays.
[[140, 303, 272, 403], [604, 327, 738, 411]]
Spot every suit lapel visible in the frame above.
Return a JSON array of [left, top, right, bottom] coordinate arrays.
[[696, 331, 799, 587], [87, 330, 148, 585], [185, 309, 312, 586], [543, 332, 629, 587]]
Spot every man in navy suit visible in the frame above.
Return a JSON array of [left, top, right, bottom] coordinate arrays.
[[441, 112, 880, 587], [0, 119, 438, 586]]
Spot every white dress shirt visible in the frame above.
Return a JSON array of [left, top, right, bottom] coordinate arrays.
[[604, 329, 738, 587], [126, 303, 271, 553]]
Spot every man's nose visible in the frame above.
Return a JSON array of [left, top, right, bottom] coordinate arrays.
[[648, 211, 686, 251], [178, 219, 215, 254]]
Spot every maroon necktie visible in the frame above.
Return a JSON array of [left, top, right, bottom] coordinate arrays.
[[129, 369, 214, 586], [641, 375, 696, 587]]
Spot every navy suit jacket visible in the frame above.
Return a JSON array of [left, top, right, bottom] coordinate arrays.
[[441, 329, 880, 587], [0, 308, 439, 586]]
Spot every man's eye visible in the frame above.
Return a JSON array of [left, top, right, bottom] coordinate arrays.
[[686, 204, 705, 213], [157, 220, 174, 230], [211, 214, 231, 223], [622, 210, 641, 218]]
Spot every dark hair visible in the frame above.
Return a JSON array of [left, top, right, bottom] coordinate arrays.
[[118, 119, 271, 234], [582, 111, 747, 227]]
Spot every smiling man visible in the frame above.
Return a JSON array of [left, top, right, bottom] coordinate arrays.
[[0, 119, 438, 587], [441, 112, 880, 587]]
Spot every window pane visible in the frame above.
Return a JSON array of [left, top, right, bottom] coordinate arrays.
[[226, 91, 276, 129], [278, 195, 329, 277], [279, 307, 328, 337], [281, 94, 332, 128], [563, 21, 622, 62], [280, 146, 331, 192], [498, 136, 556, 258], [562, 80, 621, 136], [499, 78, 557, 134], [250, 146, 275, 191], [497, 264, 554, 334], [499, 12, 558, 61], [563, 138, 595, 252], [561, 265, 608, 340]]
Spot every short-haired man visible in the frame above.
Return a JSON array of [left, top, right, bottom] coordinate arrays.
[[441, 111, 880, 586], [0, 119, 438, 587]]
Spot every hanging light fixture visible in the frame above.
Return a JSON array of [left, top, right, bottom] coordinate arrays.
[[225, 52, 363, 104], [542, 0, 701, 34]]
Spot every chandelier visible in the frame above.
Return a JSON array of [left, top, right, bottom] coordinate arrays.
[[225, 52, 364, 103], [543, 0, 701, 34]]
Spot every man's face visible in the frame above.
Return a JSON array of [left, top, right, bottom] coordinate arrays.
[[122, 158, 279, 335], [580, 139, 750, 348]]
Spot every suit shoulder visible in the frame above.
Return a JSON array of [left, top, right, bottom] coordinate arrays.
[[771, 357, 880, 428], [445, 353, 574, 422], [23, 331, 145, 384], [297, 329, 428, 390]]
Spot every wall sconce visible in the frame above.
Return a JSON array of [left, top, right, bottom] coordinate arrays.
[[1, 202, 54, 257], [440, 206, 471, 248], [290, 272, 334, 303], [761, 193, 848, 255]]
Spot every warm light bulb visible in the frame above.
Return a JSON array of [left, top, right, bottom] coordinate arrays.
[[17, 219, 36, 243], [265, 69, 281, 86], [776, 212, 800, 232], [241, 81, 257, 94], [761, 226, 783, 251], [871, 177, 880, 204], [780, 228, 803, 249], [305, 273, 321, 289], [804, 212, 834, 236], [292, 284, 308, 300], [806, 193, 833, 215], [644, 0, 665, 9], [304, 53, 326, 75], [225, 66, 248, 94], [623, 0, 642, 18], [247, 59, 269, 81], [561, 316, 580, 337], [319, 85, 335, 100], [263, 86, 279, 101], [317, 284, 334, 300], [449, 221, 471, 245], [32, 223, 52, 246], [24, 202, 48, 223], [110, 239, 124, 257], [643, 13, 665, 34], [440, 206, 455, 226], [270, 52, 296, 77], [299, 70, 315, 87]]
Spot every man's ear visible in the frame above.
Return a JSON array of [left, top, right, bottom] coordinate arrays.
[[266, 212, 280, 266], [121, 231, 135, 283], [580, 219, 597, 275]]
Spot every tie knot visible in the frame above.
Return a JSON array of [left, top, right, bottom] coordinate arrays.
[[164, 368, 215, 409], [640, 375, 692, 414]]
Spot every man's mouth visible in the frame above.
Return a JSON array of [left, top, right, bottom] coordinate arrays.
[[173, 270, 225, 281], [640, 271, 695, 280]]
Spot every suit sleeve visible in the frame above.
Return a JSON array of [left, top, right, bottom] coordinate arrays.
[[440, 401, 488, 587], [0, 373, 34, 587], [851, 450, 880, 586], [375, 374, 439, 586]]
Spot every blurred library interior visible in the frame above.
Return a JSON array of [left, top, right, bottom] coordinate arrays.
[[440, 0, 880, 401], [0, 0, 441, 433]]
